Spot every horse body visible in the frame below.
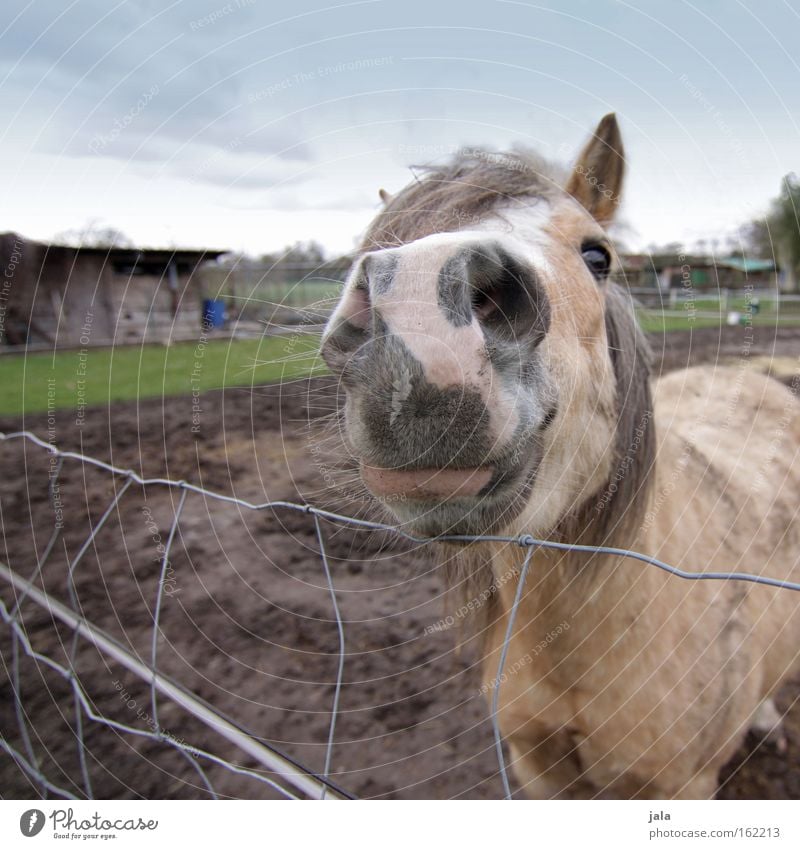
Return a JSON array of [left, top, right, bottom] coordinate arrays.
[[320, 115, 800, 798], [486, 367, 800, 798]]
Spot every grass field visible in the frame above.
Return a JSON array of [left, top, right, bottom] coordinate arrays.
[[637, 310, 800, 333], [0, 335, 324, 415], [3, 308, 800, 416], [690, 296, 800, 313]]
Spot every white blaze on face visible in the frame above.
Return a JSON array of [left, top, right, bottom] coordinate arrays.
[[323, 202, 558, 451], [376, 235, 484, 387], [369, 231, 523, 445]]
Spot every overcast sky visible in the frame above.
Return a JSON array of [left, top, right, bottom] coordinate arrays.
[[1, 0, 799, 257]]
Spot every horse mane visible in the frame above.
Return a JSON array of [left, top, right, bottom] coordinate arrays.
[[441, 292, 655, 641], [357, 143, 656, 631], [556, 282, 656, 552], [362, 146, 565, 250]]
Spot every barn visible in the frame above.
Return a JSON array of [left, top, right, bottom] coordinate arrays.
[[0, 232, 228, 350], [620, 252, 780, 292]]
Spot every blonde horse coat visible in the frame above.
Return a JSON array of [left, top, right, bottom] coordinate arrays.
[[488, 365, 800, 798], [321, 114, 800, 798]]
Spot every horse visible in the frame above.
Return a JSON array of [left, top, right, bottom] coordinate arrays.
[[319, 114, 800, 799]]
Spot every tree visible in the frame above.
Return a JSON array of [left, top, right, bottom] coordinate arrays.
[[738, 216, 771, 259], [645, 241, 685, 257], [741, 173, 800, 291], [768, 174, 800, 290], [54, 220, 134, 248], [260, 241, 326, 267]]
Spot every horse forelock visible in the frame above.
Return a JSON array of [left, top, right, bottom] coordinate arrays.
[[362, 146, 566, 251]]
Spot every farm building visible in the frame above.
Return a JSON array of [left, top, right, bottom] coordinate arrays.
[[620, 253, 780, 291], [0, 232, 228, 349]]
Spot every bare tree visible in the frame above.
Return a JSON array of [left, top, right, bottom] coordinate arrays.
[[54, 219, 134, 248]]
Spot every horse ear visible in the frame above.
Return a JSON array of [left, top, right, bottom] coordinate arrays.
[[565, 113, 625, 224], [378, 188, 393, 204]]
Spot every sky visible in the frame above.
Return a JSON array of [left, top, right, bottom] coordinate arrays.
[[1, 0, 799, 257]]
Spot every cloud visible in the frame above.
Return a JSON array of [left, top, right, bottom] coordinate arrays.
[[0, 0, 313, 184], [226, 187, 377, 212], [1, 0, 798, 255]]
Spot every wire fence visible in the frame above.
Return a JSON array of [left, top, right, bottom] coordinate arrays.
[[2, 428, 800, 801]]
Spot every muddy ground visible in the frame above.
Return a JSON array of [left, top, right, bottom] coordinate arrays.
[[1, 325, 800, 799]]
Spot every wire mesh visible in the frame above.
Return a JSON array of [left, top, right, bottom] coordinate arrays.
[[2, 428, 800, 801]]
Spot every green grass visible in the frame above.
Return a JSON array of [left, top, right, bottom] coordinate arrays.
[[0, 335, 325, 416], [637, 311, 800, 333], [4, 307, 800, 416], [715, 297, 800, 313], [638, 314, 722, 333]]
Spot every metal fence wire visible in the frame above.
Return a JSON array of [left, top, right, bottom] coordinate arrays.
[[2, 428, 800, 801]]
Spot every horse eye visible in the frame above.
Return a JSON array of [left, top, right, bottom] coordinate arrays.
[[581, 244, 611, 281]]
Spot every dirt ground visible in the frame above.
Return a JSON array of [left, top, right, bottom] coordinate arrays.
[[2, 325, 800, 800]]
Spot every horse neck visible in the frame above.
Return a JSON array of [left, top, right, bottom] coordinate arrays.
[[487, 539, 653, 642]]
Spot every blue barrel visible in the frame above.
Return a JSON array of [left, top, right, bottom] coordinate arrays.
[[202, 298, 226, 329]]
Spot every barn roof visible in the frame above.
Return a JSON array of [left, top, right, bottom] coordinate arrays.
[[618, 252, 777, 274], [0, 231, 228, 275], [717, 256, 776, 273]]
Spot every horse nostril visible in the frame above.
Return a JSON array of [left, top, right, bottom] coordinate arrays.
[[342, 284, 372, 330], [320, 291, 372, 373], [471, 284, 503, 321], [322, 250, 398, 374], [467, 244, 550, 345]]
